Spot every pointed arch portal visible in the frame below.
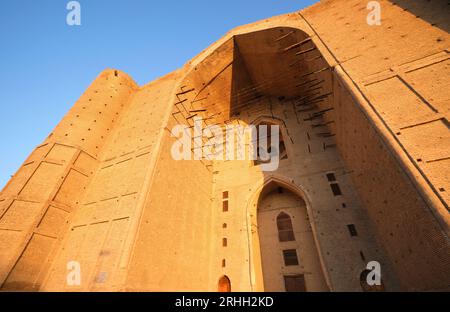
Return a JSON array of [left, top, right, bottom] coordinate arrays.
[[255, 179, 329, 291], [218, 275, 231, 292]]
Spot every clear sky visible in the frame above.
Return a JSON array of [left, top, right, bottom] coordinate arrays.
[[0, 0, 318, 189]]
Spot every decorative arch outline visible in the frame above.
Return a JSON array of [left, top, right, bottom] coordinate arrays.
[[244, 174, 332, 291]]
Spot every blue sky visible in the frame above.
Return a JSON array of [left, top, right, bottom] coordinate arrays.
[[0, 0, 317, 189]]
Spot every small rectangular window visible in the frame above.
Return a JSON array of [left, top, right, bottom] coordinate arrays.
[[330, 183, 342, 196], [284, 275, 306, 292], [222, 237, 228, 247], [222, 191, 229, 199], [223, 200, 228, 212], [347, 224, 358, 237], [283, 249, 299, 266], [277, 214, 295, 242], [326, 173, 336, 182]]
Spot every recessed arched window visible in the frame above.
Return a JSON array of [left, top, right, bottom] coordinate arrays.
[[218, 275, 231, 292], [277, 212, 295, 242], [254, 121, 288, 166]]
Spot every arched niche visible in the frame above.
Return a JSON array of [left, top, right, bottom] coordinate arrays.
[[246, 175, 330, 292], [218, 275, 231, 292]]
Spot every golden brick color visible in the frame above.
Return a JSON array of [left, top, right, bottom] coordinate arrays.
[[0, 0, 449, 291]]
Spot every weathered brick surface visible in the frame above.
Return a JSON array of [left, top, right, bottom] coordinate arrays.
[[0, 0, 448, 291]]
